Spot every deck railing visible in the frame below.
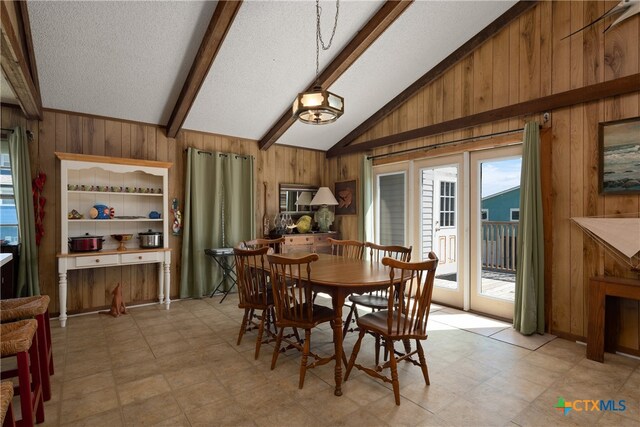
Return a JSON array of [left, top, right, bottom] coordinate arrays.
[[481, 221, 518, 272]]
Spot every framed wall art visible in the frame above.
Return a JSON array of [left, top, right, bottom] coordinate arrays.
[[335, 180, 357, 215], [599, 117, 640, 195]]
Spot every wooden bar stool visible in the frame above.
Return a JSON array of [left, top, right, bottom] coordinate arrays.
[[0, 320, 45, 426], [0, 296, 53, 402], [1, 381, 15, 427]]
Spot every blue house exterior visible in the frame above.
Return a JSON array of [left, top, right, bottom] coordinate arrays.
[[481, 186, 520, 221]]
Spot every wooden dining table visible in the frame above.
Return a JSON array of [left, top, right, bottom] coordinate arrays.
[[277, 252, 393, 397]]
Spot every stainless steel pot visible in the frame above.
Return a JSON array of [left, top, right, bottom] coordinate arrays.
[[69, 233, 104, 252], [138, 230, 163, 249]]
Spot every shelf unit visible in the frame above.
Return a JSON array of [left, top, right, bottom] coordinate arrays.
[[56, 152, 173, 327]]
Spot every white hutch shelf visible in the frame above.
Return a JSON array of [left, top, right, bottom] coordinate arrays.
[[56, 152, 173, 327]]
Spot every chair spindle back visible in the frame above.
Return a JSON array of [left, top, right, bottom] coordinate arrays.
[[328, 238, 365, 259], [234, 247, 271, 307], [382, 252, 438, 337], [268, 253, 319, 324]]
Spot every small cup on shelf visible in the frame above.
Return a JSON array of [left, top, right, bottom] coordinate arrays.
[[67, 184, 78, 191], [111, 186, 122, 192]]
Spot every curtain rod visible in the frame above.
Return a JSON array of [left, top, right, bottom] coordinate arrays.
[[182, 147, 251, 160], [1, 128, 34, 139], [366, 127, 533, 161]]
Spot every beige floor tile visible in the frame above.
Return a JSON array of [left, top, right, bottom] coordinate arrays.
[[121, 392, 182, 426], [490, 328, 556, 350], [484, 371, 547, 402], [61, 370, 116, 401], [46, 299, 640, 427], [112, 359, 161, 385], [172, 379, 229, 412], [597, 411, 639, 426], [117, 374, 171, 406], [153, 413, 191, 426], [61, 408, 123, 427], [185, 396, 256, 427], [59, 388, 119, 423]]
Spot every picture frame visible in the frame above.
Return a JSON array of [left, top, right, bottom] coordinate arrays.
[[598, 117, 640, 195], [334, 180, 357, 215]]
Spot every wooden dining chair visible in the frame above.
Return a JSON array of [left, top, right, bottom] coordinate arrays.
[[344, 252, 438, 405], [233, 247, 278, 359], [267, 253, 336, 389], [343, 243, 412, 363], [239, 237, 285, 253], [327, 238, 365, 259]]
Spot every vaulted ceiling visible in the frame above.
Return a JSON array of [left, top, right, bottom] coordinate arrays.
[[25, 0, 518, 152]]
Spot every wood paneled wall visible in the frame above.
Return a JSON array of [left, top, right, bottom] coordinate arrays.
[[331, 1, 639, 352], [0, 106, 325, 315]]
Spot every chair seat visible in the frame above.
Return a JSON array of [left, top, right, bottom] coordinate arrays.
[[0, 320, 38, 356], [349, 294, 388, 310], [279, 303, 335, 328], [357, 310, 426, 340], [0, 295, 50, 322], [0, 381, 13, 425]]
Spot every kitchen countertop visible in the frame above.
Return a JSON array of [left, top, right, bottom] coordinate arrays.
[[0, 253, 13, 267]]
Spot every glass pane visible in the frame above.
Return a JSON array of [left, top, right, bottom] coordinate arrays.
[[479, 157, 521, 301], [378, 173, 404, 246], [419, 166, 458, 289]]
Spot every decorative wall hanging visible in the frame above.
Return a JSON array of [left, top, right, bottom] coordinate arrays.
[[334, 180, 357, 215], [598, 116, 640, 194]]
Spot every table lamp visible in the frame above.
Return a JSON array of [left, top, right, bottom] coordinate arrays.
[[310, 187, 338, 232], [295, 191, 313, 209]]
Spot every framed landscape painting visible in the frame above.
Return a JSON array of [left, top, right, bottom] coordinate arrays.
[[599, 117, 640, 195], [335, 180, 357, 215]]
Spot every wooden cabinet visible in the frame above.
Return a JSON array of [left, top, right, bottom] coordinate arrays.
[[281, 232, 340, 254], [56, 153, 172, 327]]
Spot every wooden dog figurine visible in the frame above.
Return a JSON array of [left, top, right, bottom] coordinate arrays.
[[100, 283, 127, 317]]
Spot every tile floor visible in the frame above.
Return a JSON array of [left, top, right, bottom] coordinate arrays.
[[14, 297, 640, 426]]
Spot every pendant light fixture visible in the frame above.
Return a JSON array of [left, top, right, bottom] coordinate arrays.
[[292, 0, 344, 125]]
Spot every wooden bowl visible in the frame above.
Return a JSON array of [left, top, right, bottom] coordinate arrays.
[[111, 234, 133, 251]]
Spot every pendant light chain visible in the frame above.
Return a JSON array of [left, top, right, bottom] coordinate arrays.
[[315, 0, 340, 79]]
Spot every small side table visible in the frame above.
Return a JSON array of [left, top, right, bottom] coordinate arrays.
[[587, 276, 640, 362], [204, 248, 237, 303]]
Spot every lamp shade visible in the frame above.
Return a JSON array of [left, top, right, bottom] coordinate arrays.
[[295, 191, 313, 206], [293, 87, 344, 125], [310, 187, 338, 206]]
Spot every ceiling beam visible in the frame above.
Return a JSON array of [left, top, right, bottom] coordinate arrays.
[[330, 73, 640, 157], [258, 0, 414, 151], [166, 0, 243, 139], [0, 0, 42, 119], [326, 0, 538, 158]]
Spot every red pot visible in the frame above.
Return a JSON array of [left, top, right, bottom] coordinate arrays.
[[68, 234, 104, 252]]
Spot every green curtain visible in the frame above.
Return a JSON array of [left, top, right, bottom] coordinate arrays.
[[513, 122, 545, 335], [223, 154, 255, 246], [358, 154, 374, 244], [8, 127, 39, 297], [180, 148, 254, 298]]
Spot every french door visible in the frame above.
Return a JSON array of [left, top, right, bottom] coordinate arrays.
[[373, 145, 522, 320], [469, 146, 522, 319], [411, 155, 465, 308]]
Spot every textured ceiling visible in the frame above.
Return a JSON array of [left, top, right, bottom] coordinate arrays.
[[27, 0, 217, 124], [26, 0, 518, 151]]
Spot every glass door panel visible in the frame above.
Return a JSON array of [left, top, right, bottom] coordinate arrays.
[[413, 155, 464, 308], [470, 146, 521, 319]]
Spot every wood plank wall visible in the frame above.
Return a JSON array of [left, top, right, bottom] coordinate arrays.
[[330, 2, 639, 352], [0, 106, 325, 315]]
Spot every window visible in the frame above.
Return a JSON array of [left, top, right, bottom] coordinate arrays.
[[0, 139, 18, 244], [481, 209, 489, 221], [510, 208, 520, 221], [377, 172, 405, 246], [439, 181, 455, 227]]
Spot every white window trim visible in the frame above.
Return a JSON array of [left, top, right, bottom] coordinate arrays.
[[481, 209, 489, 221], [510, 208, 520, 222]]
